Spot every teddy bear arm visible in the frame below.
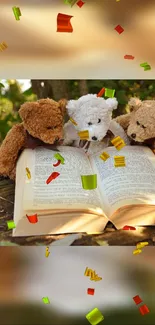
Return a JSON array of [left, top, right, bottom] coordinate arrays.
[[0, 123, 27, 179], [114, 113, 131, 131]]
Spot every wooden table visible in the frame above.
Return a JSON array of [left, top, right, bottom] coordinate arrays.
[[0, 176, 155, 246]]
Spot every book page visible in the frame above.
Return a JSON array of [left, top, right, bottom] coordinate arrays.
[[90, 146, 155, 216], [22, 147, 103, 212]]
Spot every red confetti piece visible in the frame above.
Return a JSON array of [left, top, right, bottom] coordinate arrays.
[[97, 88, 105, 97], [139, 304, 150, 315], [46, 172, 60, 184], [87, 288, 95, 295], [133, 295, 143, 305], [76, 0, 85, 7], [53, 160, 61, 167], [124, 55, 135, 60], [122, 225, 136, 230], [57, 13, 73, 33], [26, 213, 38, 224], [114, 24, 124, 34]]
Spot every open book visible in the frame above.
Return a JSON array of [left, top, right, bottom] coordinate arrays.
[[13, 145, 155, 236]]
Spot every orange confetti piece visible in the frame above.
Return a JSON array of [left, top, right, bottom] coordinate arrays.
[[97, 88, 105, 97], [57, 13, 73, 33]]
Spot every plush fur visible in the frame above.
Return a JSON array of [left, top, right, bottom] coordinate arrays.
[[63, 94, 130, 153], [0, 98, 67, 180], [115, 97, 155, 151]]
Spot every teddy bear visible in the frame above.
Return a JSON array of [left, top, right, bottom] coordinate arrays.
[[0, 98, 67, 180], [63, 94, 130, 154], [115, 97, 155, 151]]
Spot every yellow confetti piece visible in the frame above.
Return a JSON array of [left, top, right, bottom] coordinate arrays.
[[45, 247, 50, 258], [111, 136, 126, 150], [84, 267, 93, 277], [136, 242, 149, 249], [133, 248, 142, 255], [26, 167, 31, 179], [100, 151, 110, 161], [114, 156, 126, 167], [78, 130, 89, 140], [70, 117, 77, 126], [0, 42, 8, 51], [94, 276, 102, 282]]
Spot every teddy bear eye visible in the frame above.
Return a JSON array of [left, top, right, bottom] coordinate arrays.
[[98, 119, 101, 123], [88, 122, 92, 126], [136, 121, 140, 125]]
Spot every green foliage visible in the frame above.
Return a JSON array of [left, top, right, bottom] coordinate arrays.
[[0, 80, 37, 142]]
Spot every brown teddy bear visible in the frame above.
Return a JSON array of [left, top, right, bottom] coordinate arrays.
[[115, 97, 155, 151], [0, 98, 67, 180]]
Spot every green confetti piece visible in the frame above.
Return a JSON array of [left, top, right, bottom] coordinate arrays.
[[105, 88, 115, 98], [144, 65, 151, 71], [7, 220, 16, 230], [12, 7, 21, 20], [64, 0, 77, 6], [42, 297, 50, 304], [86, 307, 104, 325], [81, 174, 97, 190], [140, 62, 148, 67], [0, 83, 4, 88], [54, 153, 65, 164]]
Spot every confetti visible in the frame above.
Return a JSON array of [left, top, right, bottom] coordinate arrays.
[[114, 24, 124, 34], [81, 174, 97, 190], [45, 247, 50, 258], [0, 83, 4, 88], [133, 295, 143, 305], [105, 88, 115, 98], [124, 55, 134, 60], [133, 248, 142, 255], [136, 242, 149, 249], [86, 308, 104, 325], [7, 220, 16, 230], [95, 239, 109, 246], [111, 136, 126, 150], [114, 156, 126, 167], [57, 13, 73, 33], [77, 0, 85, 8], [140, 62, 151, 71], [64, 0, 76, 6], [26, 167, 31, 179], [144, 65, 151, 71], [139, 304, 150, 315], [0, 42, 8, 51], [87, 288, 95, 295], [12, 6, 21, 20], [122, 225, 136, 230], [99, 152, 110, 161], [70, 117, 77, 125], [97, 88, 105, 97], [53, 160, 61, 167], [42, 297, 50, 304], [78, 130, 89, 140], [54, 153, 65, 164], [26, 213, 38, 224], [46, 172, 60, 184], [84, 267, 92, 277]]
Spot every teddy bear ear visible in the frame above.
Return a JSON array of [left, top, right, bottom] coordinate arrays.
[[19, 102, 39, 121], [128, 97, 142, 111], [66, 100, 78, 117], [105, 98, 118, 112], [58, 98, 67, 115]]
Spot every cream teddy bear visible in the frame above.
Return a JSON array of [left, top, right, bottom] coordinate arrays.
[[63, 94, 130, 154]]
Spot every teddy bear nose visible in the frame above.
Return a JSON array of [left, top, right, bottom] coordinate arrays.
[[131, 133, 136, 139], [92, 136, 98, 141]]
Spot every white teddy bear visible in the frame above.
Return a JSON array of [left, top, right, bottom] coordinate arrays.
[[63, 94, 130, 154]]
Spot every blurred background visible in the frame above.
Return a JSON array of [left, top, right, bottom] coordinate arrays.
[[0, 246, 155, 324], [1, 78, 155, 143], [0, 0, 155, 78]]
